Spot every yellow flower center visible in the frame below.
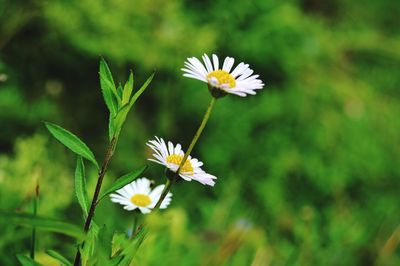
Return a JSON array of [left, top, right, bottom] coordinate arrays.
[[130, 194, 151, 207], [166, 154, 194, 174], [207, 70, 236, 88]]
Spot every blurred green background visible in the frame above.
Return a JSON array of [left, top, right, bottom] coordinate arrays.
[[1, 0, 399, 265]]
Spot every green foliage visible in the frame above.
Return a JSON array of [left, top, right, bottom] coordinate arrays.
[[0, 135, 73, 265], [95, 225, 114, 264], [98, 166, 148, 202], [41, 0, 216, 67], [122, 72, 134, 106], [99, 58, 119, 117], [1, 0, 400, 265], [16, 255, 42, 266], [75, 156, 89, 218], [45, 250, 72, 266], [80, 223, 99, 265], [45, 122, 99, 169], [0, 211, 84, 240], [103, 57, 154, 140], [110, 72, 154, 140]]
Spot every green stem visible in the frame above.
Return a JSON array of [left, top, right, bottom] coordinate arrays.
[[131, 178, 172, 240], [73, 137, 117, 266], [153, 96, 216, 211], [153, 179, 173, 210], [178, 97, 216, 172], [133, 97, 216, 241]]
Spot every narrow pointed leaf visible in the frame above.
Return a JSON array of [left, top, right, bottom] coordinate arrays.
[[98, 166, 147, 202], [45, 122, 99, 169], [122, 71, 134, 105], [99, 58, 119, 116], [110, 72, 154, 139], [100, 75, 118, 115], [109, 255, 124, 266], [0, 210, 84, 239], [129, 72, 154, 107], [119, 227, 148, 265], [96, 225, 114, 263], [75, 156, 89, 218], [16, 255, 42, 266], [117, 82, 123, 98], [112, 104, 130, 139], [46, 250, 72, 266], [80, 222, 99, 262], [108, 113, 115, 141]]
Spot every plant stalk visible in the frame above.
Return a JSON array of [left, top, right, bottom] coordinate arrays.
[[178, 97, 216, 172], [153, 179, 173, 210], [73, 137, 117, 266], [132, 97, 216, 242], [153, 97, 216, 211]]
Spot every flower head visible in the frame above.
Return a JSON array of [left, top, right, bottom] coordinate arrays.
[[110, 177, 172, 214], [147, 136, 217, 186], [182, 54, 264, 97]]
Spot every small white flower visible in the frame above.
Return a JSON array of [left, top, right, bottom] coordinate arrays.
[[182, 54, 264, 97], [110, 177, 172, 214], [146, 136, 217, 186]]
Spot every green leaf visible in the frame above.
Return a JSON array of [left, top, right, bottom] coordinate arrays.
[[129, 72, 154, 107], [100, 75, 118, 116], [94, 225, 115, 264], [80, 222, 99, 263], [122, 71, 134, 105], [46, 250, 72, 266], [75, 156, 89, 218], [110, 72, 154, 139], [117, 82, 123, 99], [16, 255, 42, 266], [109, 255, 124, 266], [119, 227, 148, 265], [98, 166, 147, 202], [0, 210, 84, 240], [108, 103, 129, 141], [112, 104, 130, 139], [107, 72, 153, 140], [99, 58, 119, 116], [108, 113, 115, 142], [45, 122, 99, 169]]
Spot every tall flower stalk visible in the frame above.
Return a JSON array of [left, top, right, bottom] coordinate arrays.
[[151, 53, 265, 211], [153, 97, 216, 209]]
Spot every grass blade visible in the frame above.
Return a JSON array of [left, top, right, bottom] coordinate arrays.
[[30, 182, 39, 259], [16, 254, 42, 266], [0, 210, 84, 240], [46, 250, 72, 266]]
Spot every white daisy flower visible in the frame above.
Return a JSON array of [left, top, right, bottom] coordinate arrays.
[[182, 54, 264, 97], [110, 177, 172, 214], [146, 136, 217, 186]]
